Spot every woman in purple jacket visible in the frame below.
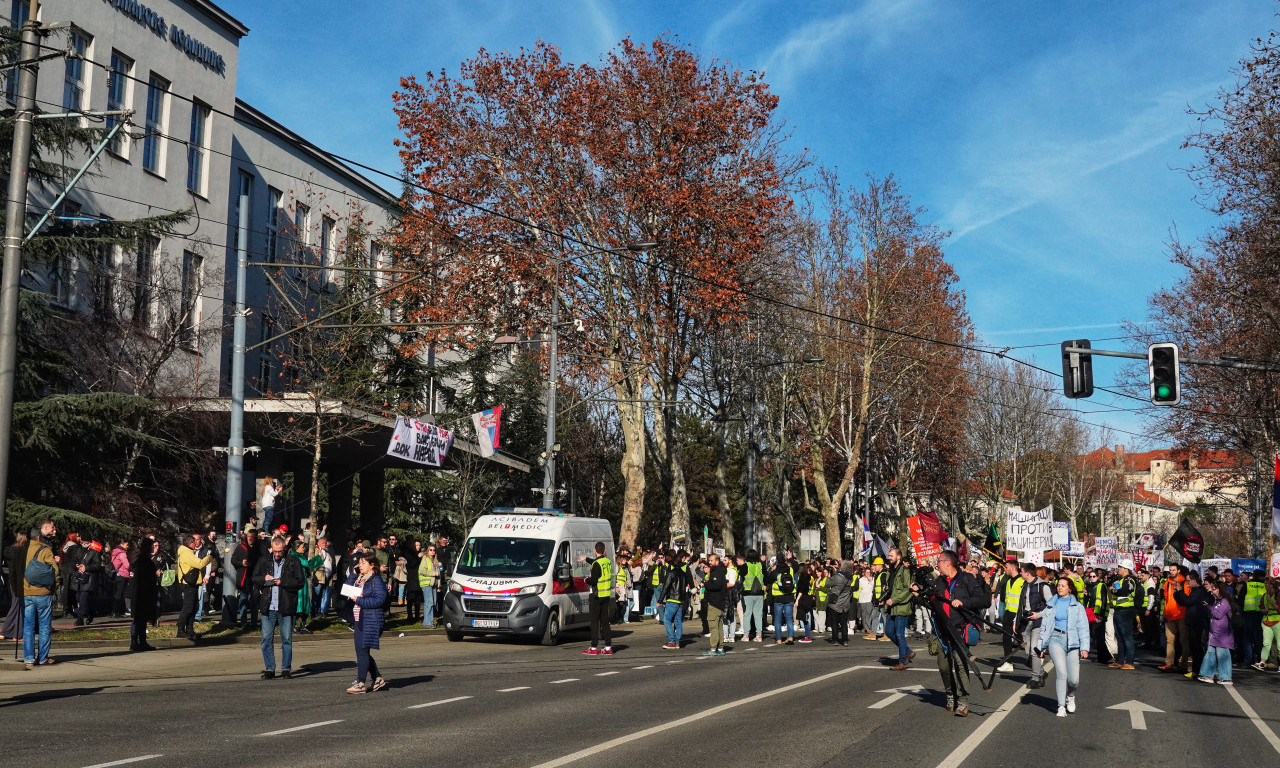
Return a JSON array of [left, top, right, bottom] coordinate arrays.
[[345, 553, 388, 694], [1197, 578, 1235, 685]]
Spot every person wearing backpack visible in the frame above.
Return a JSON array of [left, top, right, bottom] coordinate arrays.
[[22, 519, 59, 668], [767, 557, 796, 645], [1018, 562, 1053, 687]]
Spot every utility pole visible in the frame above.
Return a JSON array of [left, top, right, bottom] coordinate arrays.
[[220, 185, 250, 624], [0, 9, 41, 542], [541, 261, 560, 510]]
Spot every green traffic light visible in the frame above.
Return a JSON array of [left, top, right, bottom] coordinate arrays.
[[1156, 384, 1172, 398]]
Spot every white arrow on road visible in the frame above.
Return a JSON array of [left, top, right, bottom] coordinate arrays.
[[1106, 700, 1164, 730], [868, 684, 929, 709]]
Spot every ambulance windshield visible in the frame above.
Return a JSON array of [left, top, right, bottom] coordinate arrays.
[[456, 537, 556, 578]]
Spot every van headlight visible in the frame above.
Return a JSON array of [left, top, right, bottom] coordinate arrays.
[[449, 581, 464, 593], [516, 584, 545, 596]]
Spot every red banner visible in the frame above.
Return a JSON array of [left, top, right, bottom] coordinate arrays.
[[908, 516, 942, 560], [916, 508, 950, 545]]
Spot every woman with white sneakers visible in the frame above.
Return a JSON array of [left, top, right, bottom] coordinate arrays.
[[1035, 576, 1090, 717]]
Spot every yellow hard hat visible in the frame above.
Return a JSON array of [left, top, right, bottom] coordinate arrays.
[[872, 557, 885, 566]]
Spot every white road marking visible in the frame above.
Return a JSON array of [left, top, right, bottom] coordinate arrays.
[[258, 720, 343, 737], [549, 679, 579, 684], [665, 659, 682, 664], [407, 695, 473, 709], [529, 664, 866, 768], [631, 665, 653, 669], [741, 647, 758, 652], [595, 671, 620, 677], [1225, 682, 1280, 755], [867, 684, 929, 709], [81, 757, 163, 768], [499, 686, 531, 692], [934, 661, 1053, 768], [1105, 699, 1164, 730]]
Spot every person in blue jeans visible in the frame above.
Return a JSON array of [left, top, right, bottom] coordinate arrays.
[[883, 548, 915, 669], [252, 535, 305, 679], [769, 558, 796, 645], [658, 551, 689, 649], [1198, 579, 1235, 684], [1035, 577, 1090, 717], [21, 520, 58, 669]]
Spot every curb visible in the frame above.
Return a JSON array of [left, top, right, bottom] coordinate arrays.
[[25, 626, 445, 650]]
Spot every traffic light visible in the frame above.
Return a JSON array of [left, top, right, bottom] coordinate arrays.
[[1061, 339, 1094, 399], [1148, 343, 1180, 405]]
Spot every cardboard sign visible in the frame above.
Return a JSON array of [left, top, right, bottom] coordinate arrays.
[[1051, 521, 1070, 550], [1088, 536, 1118, 569], [1006, 506, 1054, 552], [387, 416, 453, 467]]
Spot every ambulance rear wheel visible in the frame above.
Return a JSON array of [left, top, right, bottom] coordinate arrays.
[[446, 630, 463, 642]]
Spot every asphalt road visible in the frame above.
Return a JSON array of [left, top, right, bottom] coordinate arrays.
[[2, 620, 1278, 768]]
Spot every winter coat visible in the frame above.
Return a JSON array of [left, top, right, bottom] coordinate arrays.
[[252, 553, 305, 615], [1174, 585, 1212, 630], [404, 549, 424, 597], [347, 571, 387, 650], [129, 549, 159, 624], [110, 546, 131, 578], [702, 565, 730, 611], [71, 546, 105, 593], [887, 563, 914, 617], [826, 570, 854, 614], [1206, 595, 1235, 649], [1036, 594, 1091, 653]]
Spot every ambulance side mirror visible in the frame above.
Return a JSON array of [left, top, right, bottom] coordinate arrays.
[[555, 564, 573, 583]]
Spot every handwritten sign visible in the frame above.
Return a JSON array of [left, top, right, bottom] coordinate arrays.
[[387, 416, 453, 467]]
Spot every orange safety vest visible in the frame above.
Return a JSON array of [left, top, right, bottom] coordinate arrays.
[[1162, 576, 1188, 620]]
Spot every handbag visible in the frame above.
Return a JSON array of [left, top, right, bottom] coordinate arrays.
[[160, 568, 177, 588], [1084, 607, 1097, 623]]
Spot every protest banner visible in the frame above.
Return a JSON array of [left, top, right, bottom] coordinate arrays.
[[1088, 536, 1118, 569], [387, 416, 453, 467], [1051, 521, 1070, 550], [908, 516, 942, 560], [1005, 506, 1054, 552]]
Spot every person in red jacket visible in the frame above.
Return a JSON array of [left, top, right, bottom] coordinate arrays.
[[1159, 564, 1191, 672]]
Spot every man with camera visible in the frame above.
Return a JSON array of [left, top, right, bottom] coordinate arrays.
[[913, 550, 986, 716], [175, 534, 215, 640]]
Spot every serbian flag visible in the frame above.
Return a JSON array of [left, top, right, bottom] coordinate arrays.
[[1271, 455, 1280, 537], [471, 406, 503, 458], [858, 515, 873, 557]]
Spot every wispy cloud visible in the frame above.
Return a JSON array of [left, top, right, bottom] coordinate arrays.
[[579, 0, 619, 52], [759, 0, 926, 90], [983, 322, 1124, 338]]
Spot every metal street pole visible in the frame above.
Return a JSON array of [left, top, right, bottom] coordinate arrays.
[[744, 362, 757, 552], [541, 262, 559, 510], [0, 11, 41, 541], [220, 186, 250, 623]]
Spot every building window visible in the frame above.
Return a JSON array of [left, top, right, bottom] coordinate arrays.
[[179, 251, 202, 347], [92, 244, 115, 321], [62, 29, 89, 113], [186, 101, 210, 195], [320, 216, 335, 282], [266, 187, 282, 263], [5, 0, 29, 103], [48, 257, 72, 306], [369, 240, 384, 284], [106, 52, 133, 157], [133, 235, 157, 328], [257, 314, 275, 394], [142, 73, 169, 174], [258, 355, 272, 395], [293, 202, 311, 257]]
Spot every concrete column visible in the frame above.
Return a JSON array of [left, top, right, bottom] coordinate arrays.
[[328, 469, 353, 547], [288, 461, 314, 534], [359, 467, 386, 539]]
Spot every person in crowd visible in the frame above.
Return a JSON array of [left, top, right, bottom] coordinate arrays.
[[994, 557, 1023, 672], [1173, 569, 1211, 679], [1036, 576, 1090, 718], [258, 476, 282, 536], [1018, 561, 1052, 687], [1140, 566, 1161, 650], [128, 535, 159, 653], [22, 519, 59, 668], [1254, 578, 1280, 671], [1108, 559, 1140, 670], [700, 552, 733, 656], [58, 531, 81, 618], [69, 539, 104, 627], [741, 549, 766, 642], [403, 538, 424, 623], [345, 552, 388, 693], [883, 548, 915, 669], [290, 537, 319, 633], [1198, 577, 1235, 684], [582, 542, 615, 656], [148, 539, 170, 627], [795, 562, 814, 643], [253, 535, 305, 680], [866, 556, 890, 642], [916, 550, 986, 716], [659, 549, 690, 649], [418, 542, 441, 627], [1239, 569, 1267, 667], [826, 559, 854, 646], [1, 531, 28, 642], [858, 563, 876, 637], [195, 533, 217, 622], [175, 534, 214, 640], [1159, 563, 1191, 672], [235, 527, 261, 629], [109, 539, 131, 618], [1083, 568, 1111, 665], [724, 554, 743, 643], [387, 533, 407, 607]]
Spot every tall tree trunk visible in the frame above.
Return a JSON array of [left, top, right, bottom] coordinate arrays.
[[713, 423, 736, 555], [615, 368, 647, 549], [310, 413, 323, 520], [650, 403, 691, 542]]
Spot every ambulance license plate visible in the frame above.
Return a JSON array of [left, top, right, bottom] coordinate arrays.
[[472, 619, 499, 628]]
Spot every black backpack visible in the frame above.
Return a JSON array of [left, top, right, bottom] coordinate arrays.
[[776, 568, 794, 593]]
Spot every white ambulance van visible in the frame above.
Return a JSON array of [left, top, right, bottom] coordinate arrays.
[[441, 512, 614, 645]]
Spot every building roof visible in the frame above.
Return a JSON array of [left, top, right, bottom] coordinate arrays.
[[234, 99, 400, 207], [1079, 446, 1253, 473], [189, 0, 251, 38], [1123, 483, 1180, 510]]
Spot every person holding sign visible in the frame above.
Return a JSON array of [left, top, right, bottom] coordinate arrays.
[[343, 553, 388, 693]]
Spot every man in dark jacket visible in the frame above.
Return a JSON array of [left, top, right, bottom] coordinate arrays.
[[253, 535, 305, 679], [235, 528, 262, 628], [1173, 569, 1211, 679], [916, 550, 986, 716], [71, 541, 105, 626], [700, 554, 733, 656]]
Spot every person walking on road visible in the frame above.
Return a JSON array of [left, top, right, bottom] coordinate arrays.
[[1019, 562, 1052, 687], [345, 552, 388, 694], [740, 550, 766, 642], [582, 542, 615, 656], [1254, 578, 1280, 671], [768, 556, 796, 646], [700, 553, 733, 656], [826, 560, 855, 646], [1035, 576, 1090, 718], [1109, 560, 1140, 670], [1173, 569, 1211, 679], [1198, 577, 1235, 685], [1159, 563, 1191, 673], [917, 550, 986, 716], [253, 535, 305, 680], [1240, 570, 1267, 667], [883, 548, 915, 669], [995, 557, 1024, 672], [658, 549, 690, 649]]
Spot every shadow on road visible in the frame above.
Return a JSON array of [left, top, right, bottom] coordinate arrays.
[[0, 686, 109, 708]]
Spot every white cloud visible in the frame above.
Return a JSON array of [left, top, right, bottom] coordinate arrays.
[[759, 0, 926, 90]]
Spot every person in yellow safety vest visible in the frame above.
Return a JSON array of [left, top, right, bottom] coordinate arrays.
[[1254, 579, 1280, 671], [741, 550, 767, 642], [646, 553, 666, 618], [813, 568, 829, 636], [864, 557, 889, 641], [1063, 562, 1086, 600], [767, 557, 796, 645], [581, 542, 614, 656], [417, 542, 441, 628], [1241, 570, 1267, 666], [615, 555, 631, 624], [995, 558, 1023, 672], [1108, 560, 1139, 670], [1085, 569, 1112, 665]]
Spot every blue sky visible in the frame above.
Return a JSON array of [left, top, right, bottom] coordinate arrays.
[[221, 0, 1275, 447]]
